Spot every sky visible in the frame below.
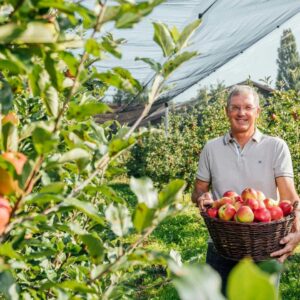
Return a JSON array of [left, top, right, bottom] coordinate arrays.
[[174, 12, 300, 103]]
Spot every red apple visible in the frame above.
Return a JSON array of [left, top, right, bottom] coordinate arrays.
[[263, 198, 277, 209], [0, 195, 11, 212], [1, 112, 19, 126], [234, 201, 243, 211], [234, 195, 243, 203], [219, 197, 234, 206], [222, 190, 238, 200], [241, 188, 257, 201], [245, 198, 259, 211], [235, 206, 254, 223], [212, 199, 221, 208], [207, 207, 218, 218], [279, 200, 293, 216], [254, 208, 271, 222], [257, 200, 266, 209], [268, 206, 283, 221], [218, 204, 236, 221], [0, 208, 10, 235], [0, 195, 11, 235], [2, 152, 27, 175], [256, 190, 266, 201]]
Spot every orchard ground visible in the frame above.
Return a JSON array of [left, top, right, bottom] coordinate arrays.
[[112, 181, 300, 300]]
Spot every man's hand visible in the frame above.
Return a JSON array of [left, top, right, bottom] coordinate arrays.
[[197, 192, 214, 211], [270, 232, 300, 263]]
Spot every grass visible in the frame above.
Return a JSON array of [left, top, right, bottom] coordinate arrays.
[[111, 182, 300, 299]]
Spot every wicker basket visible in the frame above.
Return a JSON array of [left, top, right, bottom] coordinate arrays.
[[200, 203, 297, 261]]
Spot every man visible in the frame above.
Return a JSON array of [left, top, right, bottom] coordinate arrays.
[[191, 85, 299, 295]]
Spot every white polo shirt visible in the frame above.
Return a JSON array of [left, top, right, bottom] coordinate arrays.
[[196, 129, 294, 200]]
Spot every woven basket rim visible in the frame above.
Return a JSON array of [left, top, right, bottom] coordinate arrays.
[[200, 210, 295, 226]]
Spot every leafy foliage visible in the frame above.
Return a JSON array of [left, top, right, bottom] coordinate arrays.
[[0, 0, 208, 299]]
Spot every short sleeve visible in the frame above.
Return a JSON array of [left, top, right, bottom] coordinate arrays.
[[273, 139, 294, 178], [196, 143, 211, 182]]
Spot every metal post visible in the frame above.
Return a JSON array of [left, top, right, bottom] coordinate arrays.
[[164, 102, 169, 138]]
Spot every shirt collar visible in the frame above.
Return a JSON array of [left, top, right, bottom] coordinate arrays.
[[223, 128, 263, 145]]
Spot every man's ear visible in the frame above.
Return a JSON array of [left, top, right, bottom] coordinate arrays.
[[257, 106, 261, 116]]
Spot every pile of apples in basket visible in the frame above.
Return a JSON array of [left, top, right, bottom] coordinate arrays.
[[206, 188, 293, 223]]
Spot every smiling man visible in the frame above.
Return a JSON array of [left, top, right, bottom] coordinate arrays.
[[191, 85, 300, 296]]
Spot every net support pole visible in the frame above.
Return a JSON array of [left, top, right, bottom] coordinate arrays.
[[164, 102, 169, 138]]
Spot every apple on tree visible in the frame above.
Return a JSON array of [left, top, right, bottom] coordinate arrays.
[[0, 195, 11, 235]]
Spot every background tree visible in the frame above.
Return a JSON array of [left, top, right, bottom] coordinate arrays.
[[276, 28, 300, 91]]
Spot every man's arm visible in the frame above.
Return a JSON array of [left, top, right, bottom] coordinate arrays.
[[191, 179, 213, 210], [271, 176, 300, 262]]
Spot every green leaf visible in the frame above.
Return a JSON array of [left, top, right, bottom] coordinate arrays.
[[96, 185, 125, 204], [2, 122, 18, 152], [63, 198, 105, 225], [172, 264, 225, 300], [25, 193, 64, 205], [113, 67, 142, 90], [153, 22, 175, 57], [85, 38, 100, 57], [105, 203, 132, 237], [101, 34, 123, 59], [257, 260, 284, 275], [108, 137, 135, 156], [58, 51, 78, 76], [67, 101, 111, 121], [32, 126, 58, 154], [57, 281, 96, 293], [162, 51, 198, 78], [58, 148, 90, 171], [28, 65, 43, 97], [135, 57, 162, 72], [0, 271, 19, 300], [40, 182, 65, 194], [227, 259, 277, 300], [170, 26, 180, 43], [133, 203, 155, 233], [0, 23, 24, 44], [80, 233, 104, 263], [177, 19, 201, 50], [44, 86, 59, 117], [45, 52, 61, 91], [158, 179, 186, 208], [130, 177, 158, 208], [101, 6, 120, 24], [0, 243, 21, 260], [0, 80, 13, 114], [11, 22, 58, 44]]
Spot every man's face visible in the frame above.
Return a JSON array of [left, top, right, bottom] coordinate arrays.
[[226, 93, 260, 135]]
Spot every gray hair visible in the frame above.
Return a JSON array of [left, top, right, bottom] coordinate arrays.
[[227, 85, 260, 107]]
